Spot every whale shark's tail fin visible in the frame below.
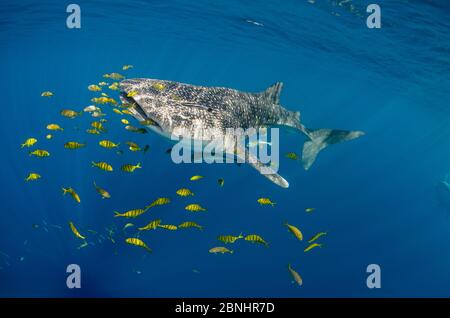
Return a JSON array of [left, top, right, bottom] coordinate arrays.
[[302, 129, 365, 170], [279, 112, 364, 170]]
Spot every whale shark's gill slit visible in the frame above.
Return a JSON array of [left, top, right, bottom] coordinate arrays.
[[120, 93, 146, 119]]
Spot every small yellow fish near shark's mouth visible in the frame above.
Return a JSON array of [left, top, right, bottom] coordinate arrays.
[[119, 91, 162, 130]]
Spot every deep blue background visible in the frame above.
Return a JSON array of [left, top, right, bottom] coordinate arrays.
[[1, 0, 450, 297]]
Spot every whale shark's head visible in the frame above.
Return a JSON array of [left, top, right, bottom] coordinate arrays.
[[119, 78, 226, 141]]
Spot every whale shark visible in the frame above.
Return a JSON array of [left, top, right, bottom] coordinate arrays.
[[119, 78, 364, 188]]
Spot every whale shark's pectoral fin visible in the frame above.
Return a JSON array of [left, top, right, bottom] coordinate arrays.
[[233, 145, 289, 188], [249, 159, 289, 188]]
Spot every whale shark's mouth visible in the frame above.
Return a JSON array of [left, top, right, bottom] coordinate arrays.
[[119, 92, 163, 131]]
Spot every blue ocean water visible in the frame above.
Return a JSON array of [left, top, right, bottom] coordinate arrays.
[[1, 0, 450, 297]]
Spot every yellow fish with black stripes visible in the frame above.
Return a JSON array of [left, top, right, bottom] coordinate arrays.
[[91, 96, 117, 105], [158, 224, 178, 231], [122, 109, 133, 115], [125, 125, 147, 134], [109, 82, 119, 91], [185, 204, 206, 212], [92, 161, 113, 172], [125, 237, 152, 252], [88, 84, 102, 92], [64, 141, 85, 149], [126, 141, 141, 151], [217, 233, 243, 244], [127, 90, 138, 97], [104, 73, 124, 80], [146, 197, 170, 209], [121, 162, 141, 173], [285, 152, 299, 160], [46, 124, 63, 131], [21, 138, 37, 148], [257, 197, 275, 206], [176, 188, 194, 197], [29, 149, 50, 157], [138, 219, 162, 231], [86, 128, 100, 135], [114, 207, 149, 218], [99, 140, 120, 149], [178, 221, 203, 230], [60, 109, 81, 119], [62, 187, 81, 203], [244, 234, 269, 247], [91, 121, 106, 132], [25, 173, 41, 182]]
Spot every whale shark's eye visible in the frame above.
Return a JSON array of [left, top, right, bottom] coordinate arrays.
[[207, 108, 212, 112]]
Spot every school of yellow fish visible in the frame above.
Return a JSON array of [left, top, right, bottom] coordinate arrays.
[[22, 65, 327, 287]]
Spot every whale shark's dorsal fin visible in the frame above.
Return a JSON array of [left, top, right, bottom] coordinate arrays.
[[260, 82, 283, 105]]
